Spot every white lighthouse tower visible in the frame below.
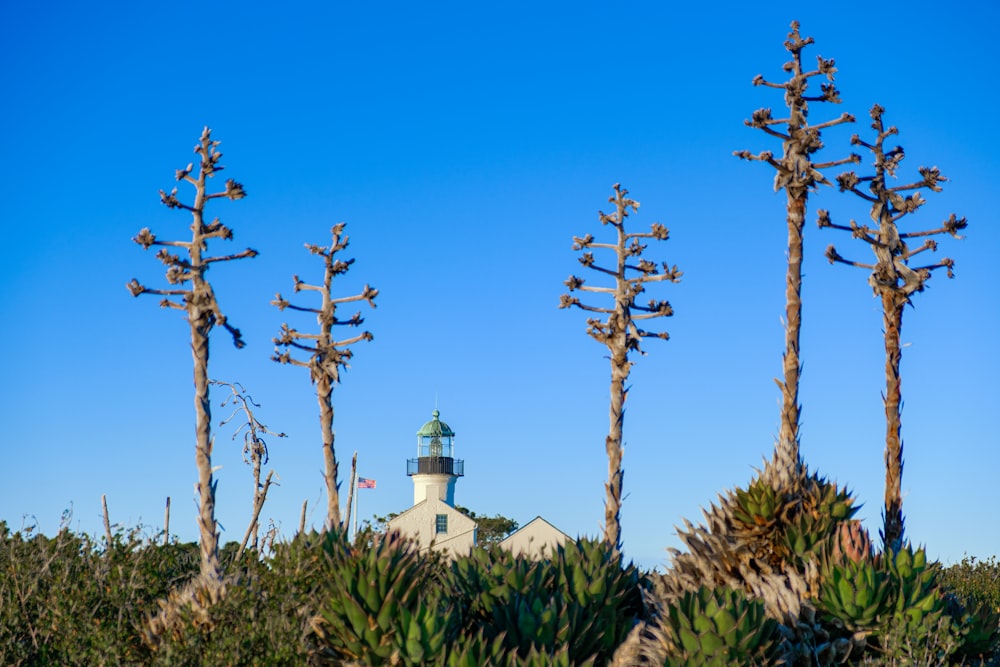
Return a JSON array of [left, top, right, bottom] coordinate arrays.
[[390, 409, 475, 556], [407, 409, 464, 505]]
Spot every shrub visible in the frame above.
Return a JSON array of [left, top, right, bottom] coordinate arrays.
[[443, 538, 645, 665], [0, 521, 199, 666]]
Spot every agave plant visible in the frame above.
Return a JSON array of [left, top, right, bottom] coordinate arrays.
[[829, 520, 873, 565], [309, 530, 455, 666], [555, 539, 646, 662], [883, 545, 947, 639], [816, 554, 894, 634], [443, 628, 513, 667], [443, 539, 644, 665], [731, 478, 786, 535], [656, 585, 780, 666]]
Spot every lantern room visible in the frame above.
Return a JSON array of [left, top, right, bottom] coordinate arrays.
[[407, 409, 464, 505]]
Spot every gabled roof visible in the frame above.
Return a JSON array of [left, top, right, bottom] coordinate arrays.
[[387, 496, 478, 555], [499, 515, 572, 546]]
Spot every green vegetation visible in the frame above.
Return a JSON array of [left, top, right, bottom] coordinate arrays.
[[3, 519, 993, 665], [0, 523, 644, 665], [455, 506, 519, 546]]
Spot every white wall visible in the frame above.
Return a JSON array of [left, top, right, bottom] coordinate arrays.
[[410, 473, 457, 506], [388, 497, 476, 557]]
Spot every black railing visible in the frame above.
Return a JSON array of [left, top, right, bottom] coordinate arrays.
[[407, 457, 465, 476]]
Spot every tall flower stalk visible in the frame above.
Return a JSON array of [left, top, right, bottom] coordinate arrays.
[[127, 127, 257, 582], [820, 104, 966, 551], [560, 184, 681, 557], [272, 223, 377, 531], [735, 21, 858, 488]]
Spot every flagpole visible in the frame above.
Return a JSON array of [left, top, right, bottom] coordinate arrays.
[[352, 467, 359, 541]]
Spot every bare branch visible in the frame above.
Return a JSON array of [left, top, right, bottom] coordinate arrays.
[[203, 248, 259, 264], [901, 214, 967, 240], [138, 286, 190, 297], [824, 244, 874, 269]]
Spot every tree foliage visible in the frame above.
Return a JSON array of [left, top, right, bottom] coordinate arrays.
[[455, 506, 519, 546]]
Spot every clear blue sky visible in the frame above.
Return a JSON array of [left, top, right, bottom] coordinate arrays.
[[2, 1, 997, 571]]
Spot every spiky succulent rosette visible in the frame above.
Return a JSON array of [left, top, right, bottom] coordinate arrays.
[[624, 463, 862, 664], [659, 467, 857, 620]]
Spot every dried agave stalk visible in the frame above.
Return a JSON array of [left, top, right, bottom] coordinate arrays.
[[559, 183, 681, 557], [212, 379, 286, 555], [128, 127, 257, 582], [272, 223, 377, 531], [819, 104, 966, 552], [735, 21, 858, 489]]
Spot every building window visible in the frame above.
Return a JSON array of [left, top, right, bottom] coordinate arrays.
[[435, 514, 448, 534]]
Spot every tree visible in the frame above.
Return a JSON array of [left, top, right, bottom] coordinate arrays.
[[127, 127, 257, 582], [734, 21, 859, 489], [455, 506, 519, 546], [559, 183, 681, 558], [820, 104, 966, 551], [272, 224, 378, 531]]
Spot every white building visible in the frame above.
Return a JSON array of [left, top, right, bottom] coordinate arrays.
[[388, 410, 477, 555], [388, 409, 569, 558], [499, 516, 571, 559], [388, 496, 477, 557]]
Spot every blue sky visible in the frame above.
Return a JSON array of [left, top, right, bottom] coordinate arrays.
[[2, 1, 997, 570]]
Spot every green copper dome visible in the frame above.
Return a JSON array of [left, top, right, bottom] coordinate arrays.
[[416, 409, 454, 437]]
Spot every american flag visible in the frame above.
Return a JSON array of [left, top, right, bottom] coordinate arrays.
[[357, 477, 376, 489]]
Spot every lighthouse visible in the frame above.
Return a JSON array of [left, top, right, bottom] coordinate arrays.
[[390, 409, 476, 556], [389, 408, 570, 558], [406, 409, 464, 505]]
